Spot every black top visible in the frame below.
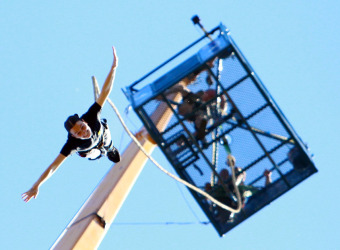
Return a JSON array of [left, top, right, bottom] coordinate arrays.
[[60, 102, 103, 157]]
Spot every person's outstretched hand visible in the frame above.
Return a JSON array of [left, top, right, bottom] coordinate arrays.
[[22, 186, 39, 203], [112, 46, 118, 69]]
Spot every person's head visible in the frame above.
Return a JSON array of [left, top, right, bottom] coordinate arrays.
[[219, 169, 230, 181], [64, 114, 92, 139], [204, 182, 212, 192]]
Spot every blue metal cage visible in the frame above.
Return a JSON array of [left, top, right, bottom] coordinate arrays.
[[124, 23, 317, 236]]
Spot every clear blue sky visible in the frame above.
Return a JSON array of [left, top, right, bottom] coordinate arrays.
[[1, 1, 339, 249]]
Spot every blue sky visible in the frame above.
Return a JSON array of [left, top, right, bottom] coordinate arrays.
[[1, 1, 339, 249]]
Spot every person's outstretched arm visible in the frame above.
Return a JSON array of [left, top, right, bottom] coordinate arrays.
[[96, 47, 118, 108], [22, 154, 67, 202]]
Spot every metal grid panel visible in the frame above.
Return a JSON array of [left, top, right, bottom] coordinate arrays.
[[132, 42, 317, 236]]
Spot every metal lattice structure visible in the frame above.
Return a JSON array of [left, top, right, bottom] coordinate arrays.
[[124, 23, 317, 236]]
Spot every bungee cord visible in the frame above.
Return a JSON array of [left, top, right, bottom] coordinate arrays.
[[92, 77, 242, 213]]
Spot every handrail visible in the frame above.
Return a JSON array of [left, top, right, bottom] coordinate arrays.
[[129, 26, 221, 91]]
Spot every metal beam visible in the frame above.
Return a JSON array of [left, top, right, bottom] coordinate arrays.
[[52, 81, 182, 249]]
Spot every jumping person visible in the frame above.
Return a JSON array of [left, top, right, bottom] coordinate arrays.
[[22, 47, 120, 203]]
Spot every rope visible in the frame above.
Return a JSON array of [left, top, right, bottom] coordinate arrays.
[[174, 175, 202, 223], [113, 221, 210, 226], [107, 98, 242, 214]]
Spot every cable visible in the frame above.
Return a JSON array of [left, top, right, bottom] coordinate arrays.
[[114, 221, 210, 226], [107, 98, 242, 214], [174, 176, 202, 223]]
